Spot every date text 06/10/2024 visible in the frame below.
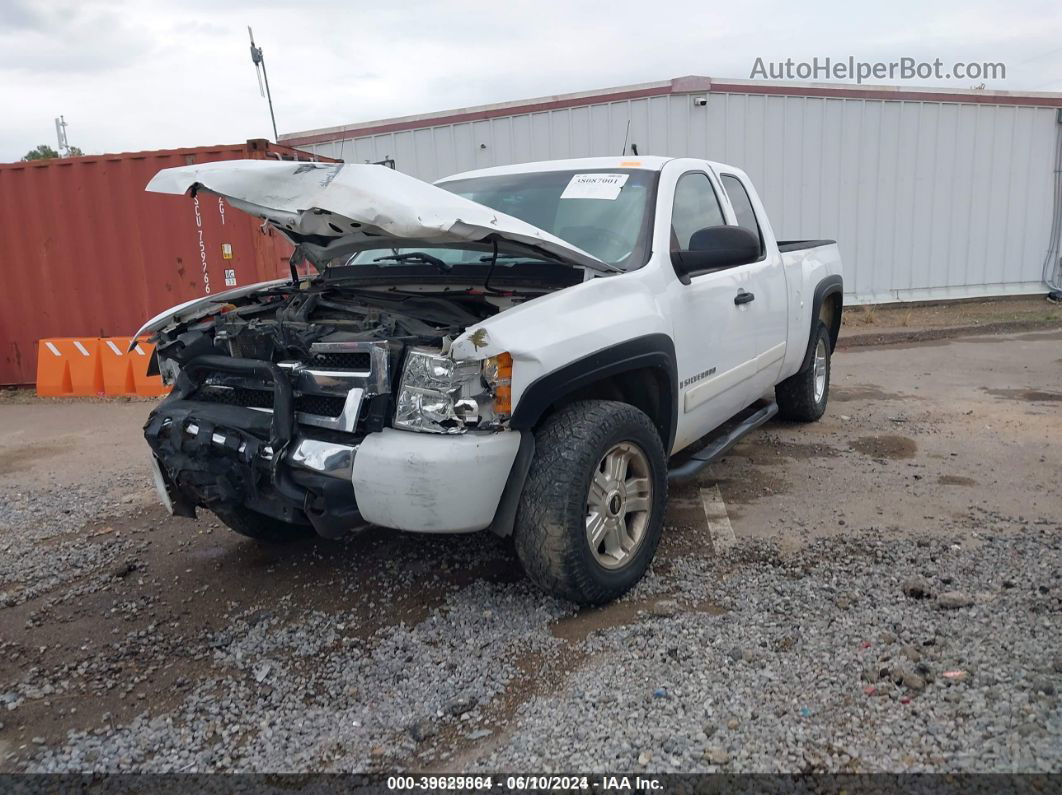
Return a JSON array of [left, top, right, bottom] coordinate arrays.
[[385, 775, 664, 791]]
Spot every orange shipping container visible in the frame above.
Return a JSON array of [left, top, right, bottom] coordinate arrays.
[[0, 139, 338, 385]]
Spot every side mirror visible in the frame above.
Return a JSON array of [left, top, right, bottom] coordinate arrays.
[[670, 225, 760, 284]]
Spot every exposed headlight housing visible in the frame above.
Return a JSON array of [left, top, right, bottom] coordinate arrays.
[[157, 355, 181, 386], [394, 348, 513, 434]]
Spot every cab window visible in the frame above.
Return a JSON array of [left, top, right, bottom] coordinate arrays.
[[670, 172, 725, 251], [720, 174, 764, 257]]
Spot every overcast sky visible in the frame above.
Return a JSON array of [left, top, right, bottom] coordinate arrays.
[[2, 0, 1060, 162]]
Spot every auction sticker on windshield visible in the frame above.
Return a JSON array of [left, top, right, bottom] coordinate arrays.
[[560, 173, 629, 200]]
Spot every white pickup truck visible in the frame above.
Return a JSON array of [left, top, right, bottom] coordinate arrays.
[[137, 156, 842, 604]]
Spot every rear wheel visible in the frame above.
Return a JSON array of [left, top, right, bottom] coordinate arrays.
[[514, 400, 667, 605], [213, 507, 314, 542], [775, 322, 831, 422]]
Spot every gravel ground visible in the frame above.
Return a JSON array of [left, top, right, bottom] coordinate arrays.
[[476, 527, 1062, 773], [0, 473, 145, 609], [1, 329, 1060, 773]]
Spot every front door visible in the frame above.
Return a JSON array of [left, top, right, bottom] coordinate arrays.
[[667, 170, 761, 452]]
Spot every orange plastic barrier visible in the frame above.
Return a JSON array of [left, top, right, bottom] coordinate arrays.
[[37, 337, 170, 398], [36, 338, 103, 396], [36, 339, 75, 396]]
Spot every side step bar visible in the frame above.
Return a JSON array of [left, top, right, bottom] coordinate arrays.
[[667, 402, 778, 482]]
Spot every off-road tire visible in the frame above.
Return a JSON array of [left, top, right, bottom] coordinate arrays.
[[213, 507, 314, 543], [513, 400, 668, 605], [775, 321, 831, 422]]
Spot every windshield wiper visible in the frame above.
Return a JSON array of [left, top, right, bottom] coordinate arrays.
[[373, 252, 452, 272], [477, 253, 556, 263]]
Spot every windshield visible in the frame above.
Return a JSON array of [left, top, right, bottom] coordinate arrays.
[[342, 168, 657, 271]]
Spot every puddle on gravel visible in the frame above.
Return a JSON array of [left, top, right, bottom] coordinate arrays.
[[550, 597, 726, 643], [938, 475, 978, 486], [982, 388, 1062, 403], [849, 435, 917, 459]]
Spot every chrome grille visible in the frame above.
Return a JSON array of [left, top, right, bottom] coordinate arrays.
[[192, 341, 389, 433], [295, 393, 348, 418]]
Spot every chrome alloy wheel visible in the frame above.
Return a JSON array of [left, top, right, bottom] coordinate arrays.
[[585, 441, 653, 569], [813, 337, 828, 404]]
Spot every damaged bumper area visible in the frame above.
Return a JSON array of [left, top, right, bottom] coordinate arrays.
[[145, 354, 366, 538], [145, 353, 521, 537]]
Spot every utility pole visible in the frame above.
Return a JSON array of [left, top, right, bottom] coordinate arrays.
[[248, 27, 279, 142]]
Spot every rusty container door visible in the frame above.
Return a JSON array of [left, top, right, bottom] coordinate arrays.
[[0, 140, 336, 385]]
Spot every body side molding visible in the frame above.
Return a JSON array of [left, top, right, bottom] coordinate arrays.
[[510, 333, 678, 452]]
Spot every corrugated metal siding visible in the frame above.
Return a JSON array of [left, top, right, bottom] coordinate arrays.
[[0, 140, 331, 385], [299, 92, 1060, 304]]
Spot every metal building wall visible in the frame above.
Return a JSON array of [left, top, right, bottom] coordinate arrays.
[[294, 92, 1061, 304]]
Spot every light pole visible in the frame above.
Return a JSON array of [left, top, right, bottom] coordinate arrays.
[[248, 27, 279, 142]]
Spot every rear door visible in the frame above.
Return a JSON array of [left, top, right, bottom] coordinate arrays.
[[716, 171, 789, 391], [667, 169, 760, 451]]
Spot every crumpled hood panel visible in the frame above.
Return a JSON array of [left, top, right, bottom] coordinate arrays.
[[146, 160, 611, 272]]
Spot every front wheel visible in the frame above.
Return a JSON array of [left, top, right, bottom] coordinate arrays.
[[775, 321, 832, 422], [213, 507, 314, 543], [513, 400, 668, 605]]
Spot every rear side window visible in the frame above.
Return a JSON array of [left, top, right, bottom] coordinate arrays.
[[670, 172, 725, 250], [720, 174, 764, 257]]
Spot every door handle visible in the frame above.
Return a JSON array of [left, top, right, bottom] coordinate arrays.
[[734, 289, 755, 305]]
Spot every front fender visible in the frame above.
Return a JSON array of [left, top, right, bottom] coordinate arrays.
[[449, 272, 672, 414], [508, 333, 678, 452]]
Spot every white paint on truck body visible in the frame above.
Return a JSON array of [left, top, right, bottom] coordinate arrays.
[[352, 428, 521, 532], [445, 157, 842, 454], [141, 155, 842, 533]]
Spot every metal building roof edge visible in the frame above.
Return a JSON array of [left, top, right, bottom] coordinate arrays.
[[279, 78, 697, 146], [280, 75, 1062, 147]]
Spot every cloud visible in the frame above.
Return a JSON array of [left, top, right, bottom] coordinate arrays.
[[0, 2, 153, 74], [0, 0, 49, 31], [1, 0, 1060, 162]]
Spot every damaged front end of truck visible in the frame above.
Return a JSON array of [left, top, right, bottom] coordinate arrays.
[[138, 159, 608, 538]]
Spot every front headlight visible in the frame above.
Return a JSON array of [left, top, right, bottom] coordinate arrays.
[[394, 348, 513, 434]]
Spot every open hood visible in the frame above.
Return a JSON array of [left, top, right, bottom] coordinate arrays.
[[146, 160, 614, 273]]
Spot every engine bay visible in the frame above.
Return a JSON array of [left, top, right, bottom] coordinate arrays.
[[141, 274, 563, 536], [154, 281, 511, 372]]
